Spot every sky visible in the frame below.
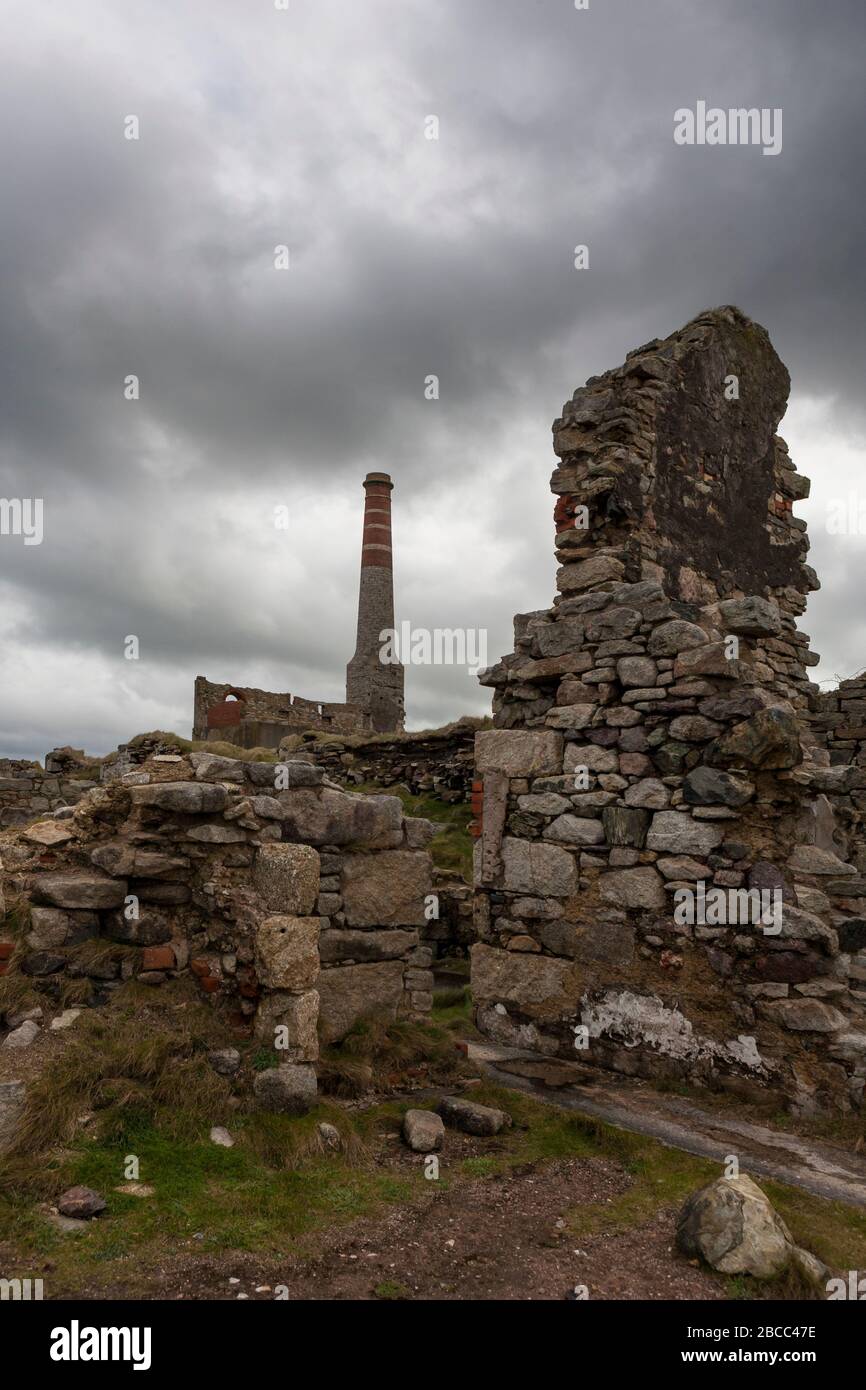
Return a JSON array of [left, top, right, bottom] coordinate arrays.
[[0, 0, 864, 760]]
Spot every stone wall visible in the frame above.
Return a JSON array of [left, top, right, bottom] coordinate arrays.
[[0, 753, 436, 1112], [0, 759, 98, 830], [472, 307, 866, 1115], [192, 676, 369, 748], [304, 718, 479, 802]]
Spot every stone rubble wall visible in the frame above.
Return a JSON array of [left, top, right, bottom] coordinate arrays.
[[0, 759, 98, 830], [303, 719, 479, 803], [472, 307, 866, 1114], [0, 752, 437, 1110], [810, 677, 866, 876]]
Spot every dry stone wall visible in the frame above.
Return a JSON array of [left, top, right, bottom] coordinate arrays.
[[0, 759, 98, 829], [472, 307, 866, 1114], [0, 752, 436, 1114]]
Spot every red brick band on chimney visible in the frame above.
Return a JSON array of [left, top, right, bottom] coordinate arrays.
[[361, 474, 393, 569]]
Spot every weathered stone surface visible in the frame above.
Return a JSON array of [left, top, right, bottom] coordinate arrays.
[[208, 1047, 241, 1076], [716, 596, 781, 636], [106, 913, 171, 953], [319, 929, 419, 964], [57, 1186, 107, 1219], [190, 752, 246, 782], [682, 766, 754, 807], [543, 815, 605, 846], [183, 823, 248, 843], [403, 1108, 445, 1152], [340, 850, 431, 927], [761, 998, 847, 1032], [624, 778, 669, 809], [647, 621, 707, 657], [470, 943, 578, 1020], [616, 656, 658, 688], [130, 782, 228, 813], [253, 1064, 317, 1115], [27, 907, 71, 950], [475, 729, 563, 778], [210, 1126, 234, 1147], [556, 554, 624, 593], [3, 1019, 40, 1049], [786, 845, 855, 877], [33, 872, 127, 910], [501, 838, 578, 897], [544, 704, 595, 730], [676, 1176, 793, 1278], [316, 960, 405, 1044], [601, 806, 650, 848], [657, 856, 710, 881], [837, 919, 866, 953], [707, 708, 802, 770], [437, 1095, 511, 1136], [276, 788, 403, 848], [91, 842, 189, 879], [253, 990, 319, 1060], [646, 811, 724, 855], [254, 916, 320, 991], [599, 867, 665, 910], [24, 821, 74, 847], [253, 843, 320, 915]]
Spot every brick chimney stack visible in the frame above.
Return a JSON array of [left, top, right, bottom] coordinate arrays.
[[346, 472, 405, 732]]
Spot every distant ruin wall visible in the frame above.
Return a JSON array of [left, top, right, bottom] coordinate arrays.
[[192, 676, 370, 746], [472, 307, 866, 1115]]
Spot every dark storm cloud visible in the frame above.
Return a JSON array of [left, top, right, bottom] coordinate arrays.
[[0, 0, 864, 756]]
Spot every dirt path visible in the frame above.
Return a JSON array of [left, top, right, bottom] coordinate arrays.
[[470, 1043, 866, 1209], [57, 1155, 725, 1301]]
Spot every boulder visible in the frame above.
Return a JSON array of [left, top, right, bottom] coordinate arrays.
[[403, 1108, 445, 1153], [437, 1096, 511, 1136], [676, 1175, 793, 1277], [2, 1019, 40, 1049], [253, 1063, 317, 1115], [207, 1048, 241, 1076], [57, 1186, 107, 1220]]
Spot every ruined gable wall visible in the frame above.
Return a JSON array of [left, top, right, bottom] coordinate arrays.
[[472, 307, 866, 1114], [193, 676, 368, 745]]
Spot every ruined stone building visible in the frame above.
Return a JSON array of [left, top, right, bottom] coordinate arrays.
[[472, 306, 866, 1114], [193, 473, 405, 746]]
